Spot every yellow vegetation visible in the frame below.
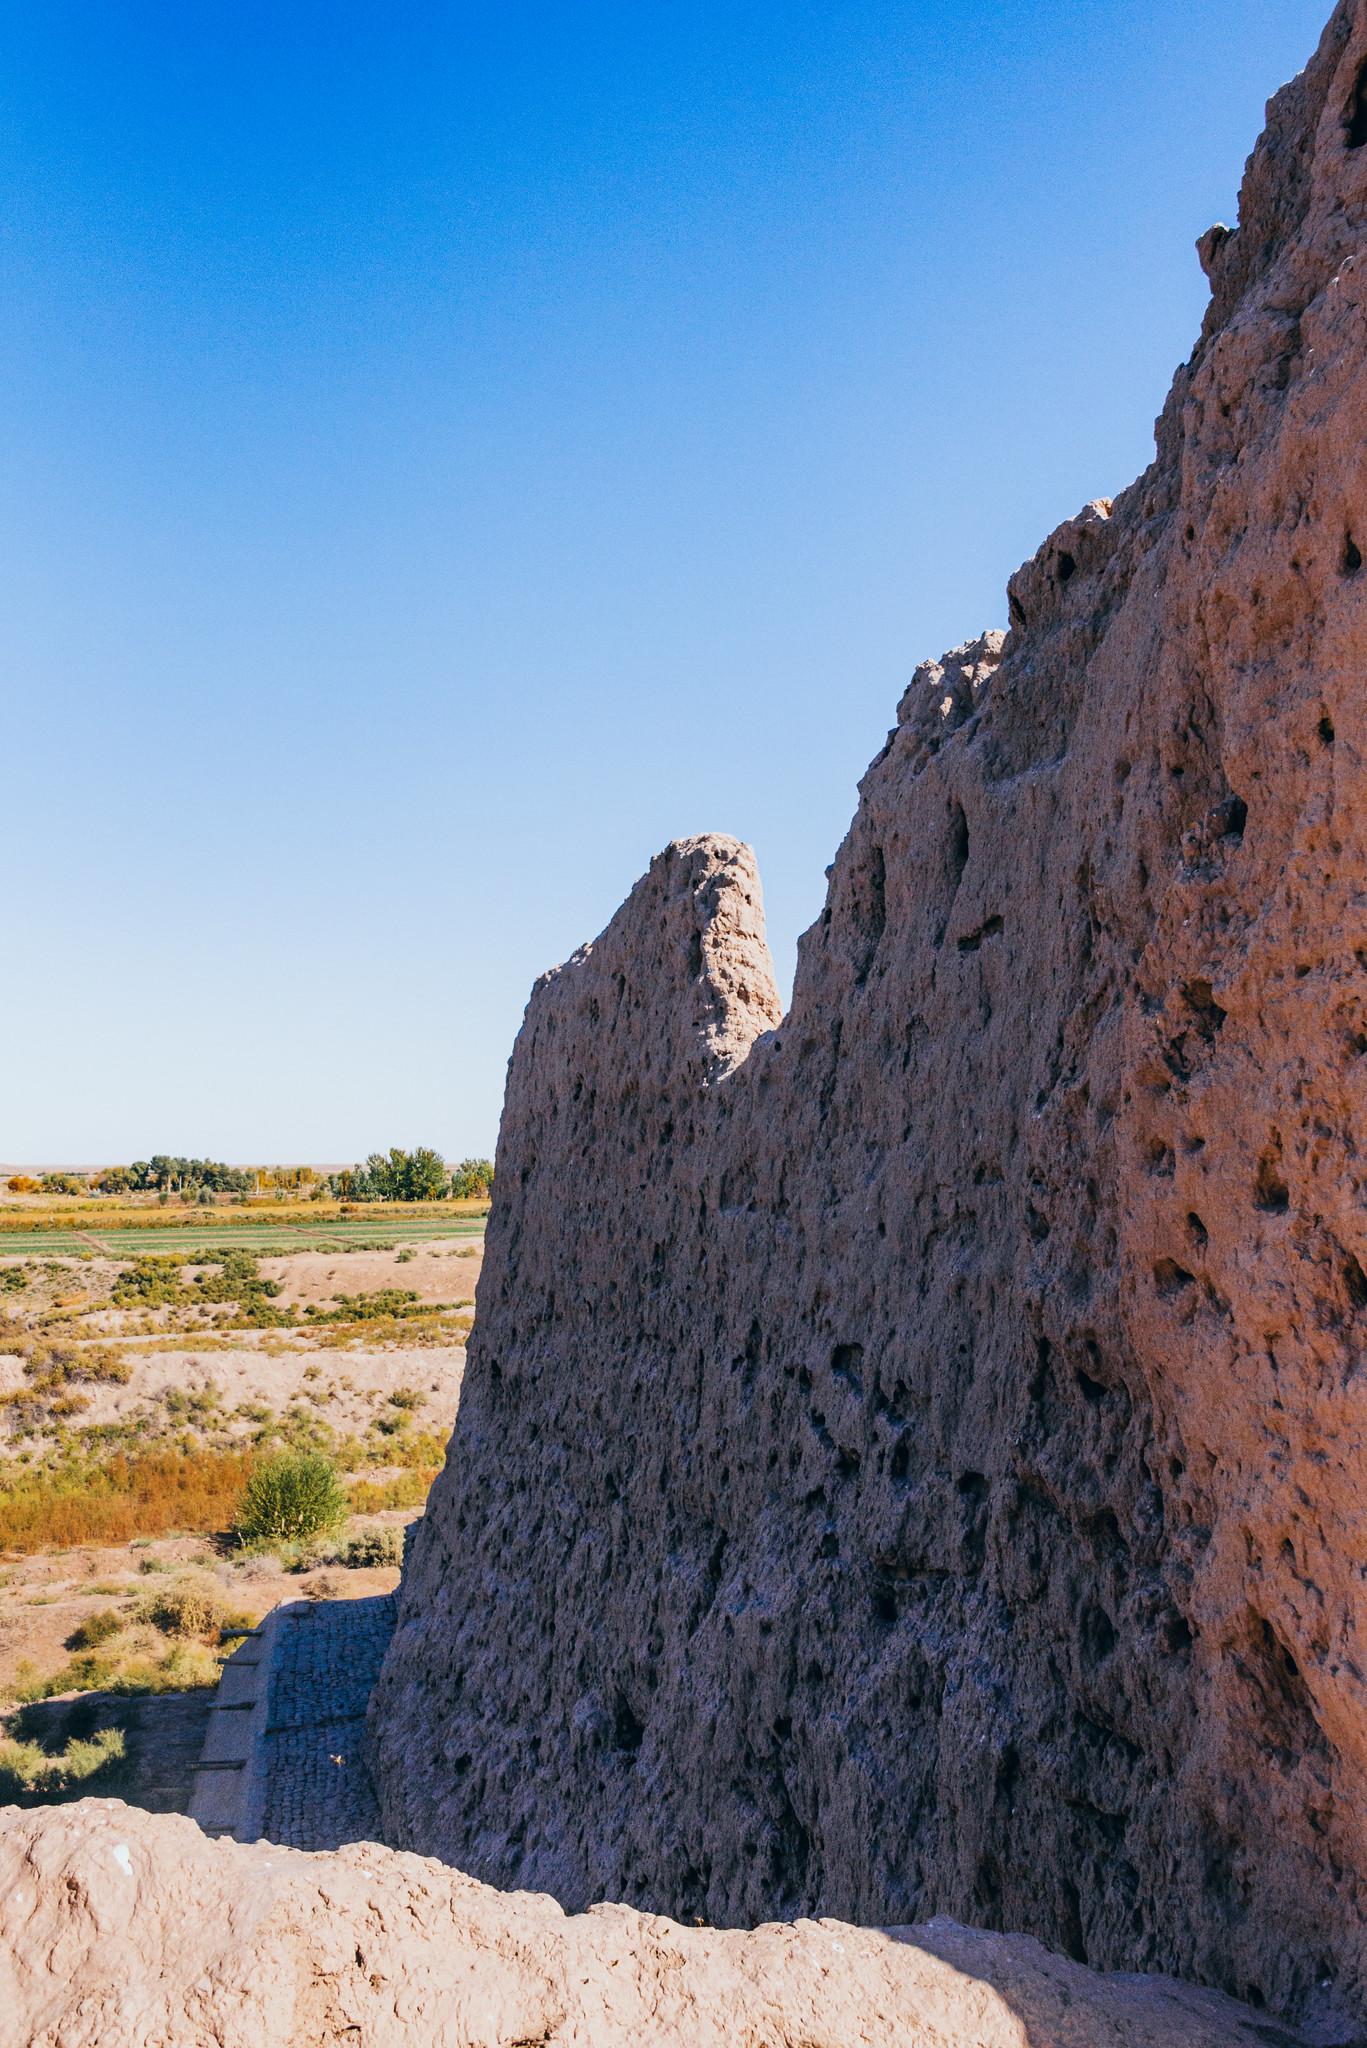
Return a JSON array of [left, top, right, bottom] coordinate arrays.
[[0, 1449, 256, 1553]]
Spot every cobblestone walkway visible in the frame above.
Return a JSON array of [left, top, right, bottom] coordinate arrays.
[[259, 1593, 397, 1850]]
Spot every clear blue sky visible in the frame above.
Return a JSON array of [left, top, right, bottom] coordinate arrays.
[[2, 0, 1328, 1164]]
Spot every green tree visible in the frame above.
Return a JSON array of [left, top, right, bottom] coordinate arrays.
[[329, 1146, 451, 1201], [405, 1147, 448, 1200], [449, 1157, 494, 1200]]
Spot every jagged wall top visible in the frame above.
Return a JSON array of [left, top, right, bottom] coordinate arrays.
[[372, 7, 1367, 2033]]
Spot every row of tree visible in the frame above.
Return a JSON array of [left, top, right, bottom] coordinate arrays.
[[7, 1149, 495, 1204], [326, 1150, 494, 1202], [97, 1156, 254, 1196]]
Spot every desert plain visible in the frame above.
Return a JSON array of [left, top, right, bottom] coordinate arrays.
[[0, 1190, 483, 1808]]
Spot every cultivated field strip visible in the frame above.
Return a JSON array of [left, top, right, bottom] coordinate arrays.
[[0, 1217, 486, 1257]]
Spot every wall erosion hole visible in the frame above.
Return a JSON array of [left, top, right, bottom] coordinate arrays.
[[1217, 793, 1248, 843], [1344, 1255, 1367, 1310], [612, 1694, 645, 1754], [1154, 1257, 1195, 1300], [1347, 60, 1367, 148], [1254, 1155, 1290, 1215]]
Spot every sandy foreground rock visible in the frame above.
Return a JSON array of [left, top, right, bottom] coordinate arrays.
[[370, 0, 1367, 2034], [0, 1801, 1310, 2047]]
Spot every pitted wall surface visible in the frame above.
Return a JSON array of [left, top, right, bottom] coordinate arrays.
[[371, 9, 1367, 2031]]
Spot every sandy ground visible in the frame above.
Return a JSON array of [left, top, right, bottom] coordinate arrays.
[[259, 1240, 482, 1305], [0, 1240, 482, 1448], [0, 1340, 467, 1446], [0, 1528, 410, 1695]]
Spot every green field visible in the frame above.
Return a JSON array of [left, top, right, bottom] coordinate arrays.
[[0, 1215, 485, 1258]]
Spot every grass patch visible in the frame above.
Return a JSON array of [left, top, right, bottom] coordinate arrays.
[[305, 1288, 427, 1322], [1, 1342, 133, 1432], [0, 1725, 124, 1796], [0, 1206, 487, 1257], [311, 1308, 472, 1350], [23, 1342, 131, 1385], [8, 1638, 230, 1703]]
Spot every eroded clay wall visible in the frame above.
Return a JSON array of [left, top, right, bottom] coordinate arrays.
[[370, 7, 1367, 2029]]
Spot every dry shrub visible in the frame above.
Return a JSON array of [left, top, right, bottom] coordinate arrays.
[[136, 1576, 228, 1639], [0, 1448, 255, 1553], [104, 1642, 224, 1692], [334, 1526, 403, 1568], [23, 1342, 131, 1386], [390, 1430, 447, 1471]]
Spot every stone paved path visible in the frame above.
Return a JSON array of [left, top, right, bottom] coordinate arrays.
[[258, 1593, 397, 1850]]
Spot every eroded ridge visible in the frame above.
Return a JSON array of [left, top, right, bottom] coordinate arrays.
[[0, 1801, 1314, 2048], [370, 4, 1367, 2032]]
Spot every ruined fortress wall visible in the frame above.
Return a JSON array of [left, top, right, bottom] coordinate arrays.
[[370, 5, 1367, 2027]]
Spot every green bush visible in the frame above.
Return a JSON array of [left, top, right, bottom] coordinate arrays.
[[67, 1609, 124, 1650], [232, 1451, 348, 1545], [111, 1258, 190, 1309], [305, 1288, 426, 1323], [111, 1251, 295, 1328], [0, 1268, 27, 1294]]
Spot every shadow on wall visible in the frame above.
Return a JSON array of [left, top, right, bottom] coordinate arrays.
[[0, 1687, 213, 1814]]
